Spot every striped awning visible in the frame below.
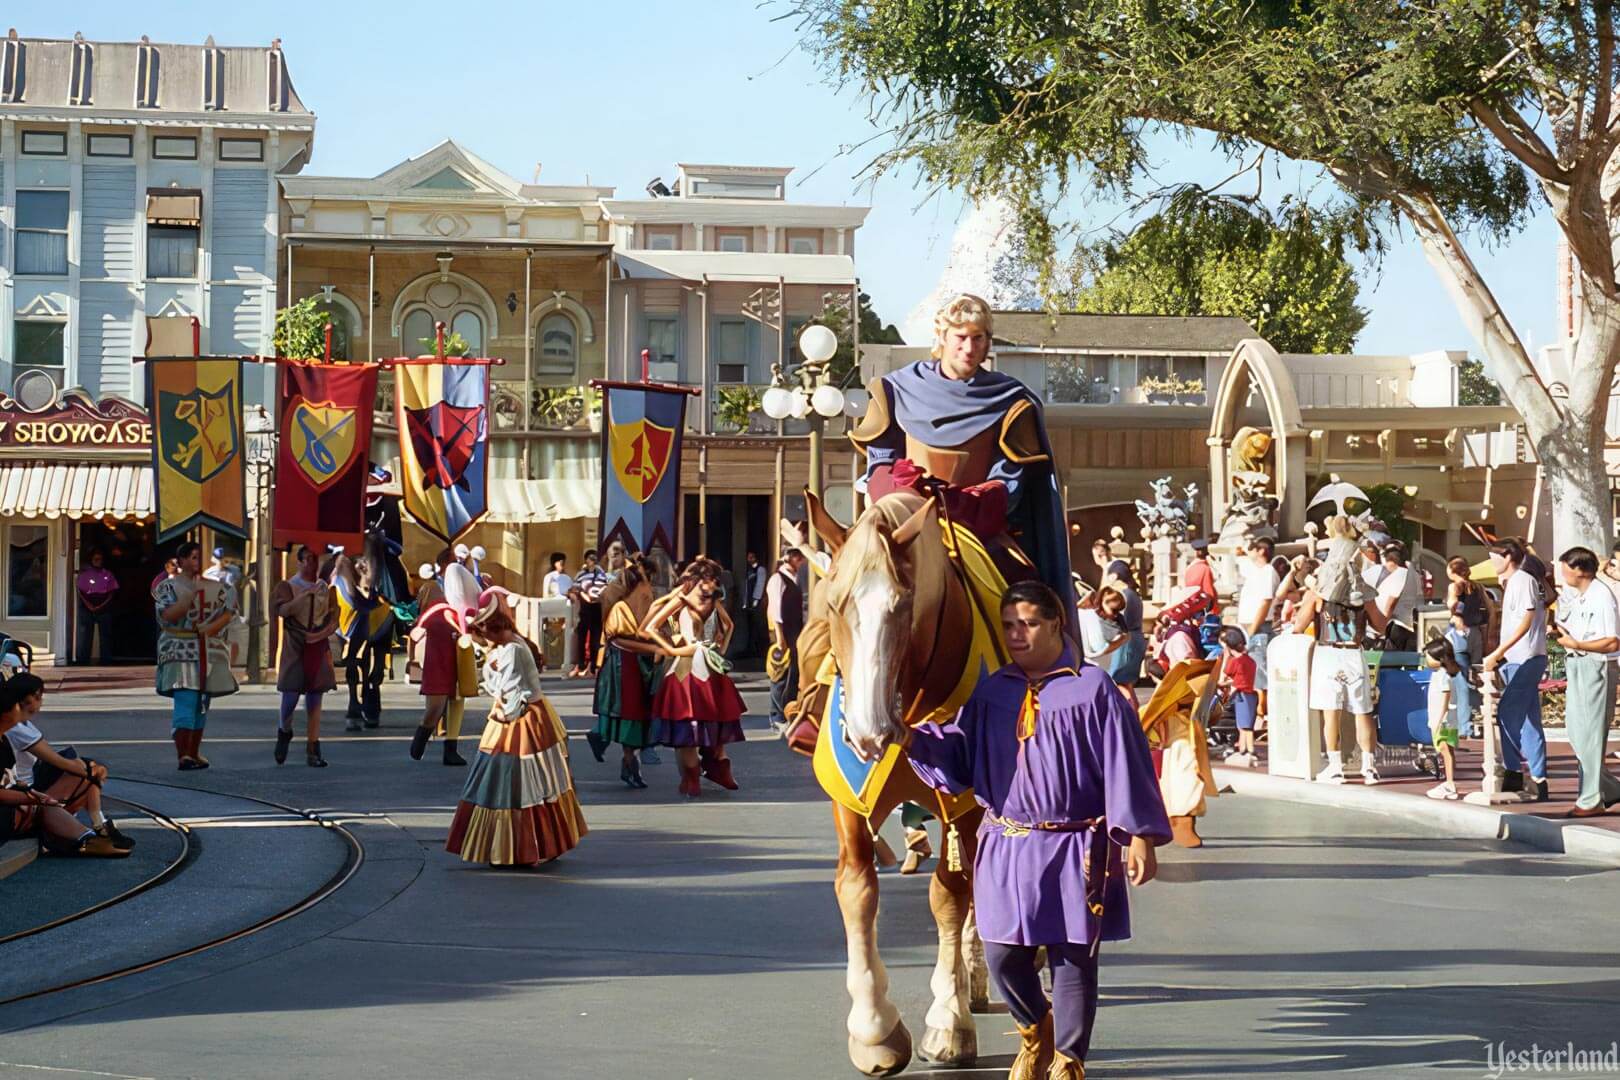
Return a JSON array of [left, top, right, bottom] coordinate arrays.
[[0, 463, 154, 520], [487, 477, 599, 524]]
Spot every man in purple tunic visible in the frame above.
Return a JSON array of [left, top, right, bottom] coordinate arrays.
[[907, 580, 1171, 1080]]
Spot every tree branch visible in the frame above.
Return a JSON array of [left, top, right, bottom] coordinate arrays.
[[1469, 99, 1568, 180]]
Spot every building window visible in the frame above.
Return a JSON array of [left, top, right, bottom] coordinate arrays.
[[787, 232, 820, 255], [13, 320, 67, 392], [16, 191, 69, 276], [401, 309, 435, 355], [451, 311, 484, 355], [1136, 356, 1206, 404], [645, 226, 679, 251], [715, 319, 749, 383], [538, 313, 577, 375], [87, 133, 132, 157], [716, 230, 751, 253], [136, 40, 160, 108], [69, 36, 93, 105], [152, 135, 197, 160], [1047, 355, 1116, 404], [646, 316, 678, 365], [6, 525, 49, 619], [1, 35, 27, 104], [20, 130, 66, 156], [785, 317, 809, 363], [147, 225, 199, 278], [219, 138, 264, 162]]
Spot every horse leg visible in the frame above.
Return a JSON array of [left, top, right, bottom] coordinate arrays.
[[962, 901, 990, 1013], [917, 816, 979, 1066], [834, 803, 912, 1077]]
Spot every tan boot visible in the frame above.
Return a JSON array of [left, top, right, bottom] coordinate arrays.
[[872, 834, 899, 869], [1008, 1012, 1053, 1080], [900, 827, 933, 875], [1048, 1050, 1086, 1079], [1170, 814, 1203, 848]]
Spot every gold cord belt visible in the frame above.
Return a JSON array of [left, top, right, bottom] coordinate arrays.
[[985, 812, 1103, 838]]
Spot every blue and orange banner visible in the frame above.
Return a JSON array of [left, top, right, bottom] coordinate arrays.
[[147, 357, 247, 544], [599, 382, 692, 556], [396, 361, 490, 544], [272, 361, 379, 554]]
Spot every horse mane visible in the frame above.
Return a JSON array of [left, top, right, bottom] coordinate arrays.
[[824, 493, 928, 610]]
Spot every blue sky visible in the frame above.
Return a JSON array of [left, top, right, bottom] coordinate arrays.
[[49, 1, 1559, 356]]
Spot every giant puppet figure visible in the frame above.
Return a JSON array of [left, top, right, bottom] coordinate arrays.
[[793, 295, 1078, 1075]]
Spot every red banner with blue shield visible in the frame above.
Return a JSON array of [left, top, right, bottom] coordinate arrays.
[[597, 381, 698, 558], [272, 361, 379, 554]]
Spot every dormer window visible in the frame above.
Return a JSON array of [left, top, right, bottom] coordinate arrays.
[[202, 38, 225, 110], [135, 39, 160, 108], [267, 40, 289, 112], [69, 35, 93, 105], [1, 31, 24, 104]]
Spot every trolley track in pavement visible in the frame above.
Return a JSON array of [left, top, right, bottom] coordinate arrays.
[[0, 779, 364, 1009]]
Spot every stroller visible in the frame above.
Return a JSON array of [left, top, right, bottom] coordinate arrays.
[[0, 631, 33, 681]]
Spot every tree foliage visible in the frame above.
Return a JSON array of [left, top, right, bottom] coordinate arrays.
[[821, 289, 903, 385], [793, 0, 1620, 547], [1458, 357, 1503, 405], [273, 296, 328, 360], [1070, 197, 1368, 353]]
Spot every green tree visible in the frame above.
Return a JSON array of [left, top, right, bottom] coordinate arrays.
[[815, 290, 902, 386], [1458, 357, 1503, 406], [273, 296, 327, 360], [1072, 197, 1368, 354], [796, 0, 1618, 550]]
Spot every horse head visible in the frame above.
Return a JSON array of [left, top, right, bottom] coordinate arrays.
[[807, 489, 940, 762]]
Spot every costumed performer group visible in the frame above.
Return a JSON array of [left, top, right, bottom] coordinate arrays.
[[271, 544, 339, 768]]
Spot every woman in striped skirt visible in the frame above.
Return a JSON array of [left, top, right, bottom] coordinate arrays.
[[446, 591, 586, 867]]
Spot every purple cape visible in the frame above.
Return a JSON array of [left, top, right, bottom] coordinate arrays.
[[907, 653, 1171, 946]]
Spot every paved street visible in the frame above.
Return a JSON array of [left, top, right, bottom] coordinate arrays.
[[3, 677, 1618, 1080]]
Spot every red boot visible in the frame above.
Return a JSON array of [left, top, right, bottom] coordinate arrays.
[[678, 765, 703, 799], [701, 754, 738, 791]]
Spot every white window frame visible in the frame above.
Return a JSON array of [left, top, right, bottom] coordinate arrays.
[[787, 233, 820, 255], [152, 135, 198, 160], [644, 226, 680, 251], [716, 230, 751, 253], [5, 523, 52, 622], [714, 318, 749, 383], [536, 312, 578, 376], [645, 315, 678, 365], [21, 130, 66, 156], [15, 190, 71, 277]]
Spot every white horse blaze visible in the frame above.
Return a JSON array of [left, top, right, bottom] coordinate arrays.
[[842, 571, 903, 752]]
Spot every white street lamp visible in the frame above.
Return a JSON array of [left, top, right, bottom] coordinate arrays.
[[761, 385, 796, 421], [812, 383, 846, 418], [789, 390, 811, 420], [798, 323, 839, 365]]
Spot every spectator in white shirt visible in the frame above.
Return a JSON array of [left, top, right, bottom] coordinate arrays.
[[1369, 542, 1421, 651], [1236, 537, 1280, 718], [1484, 538, 1549, 800], [1553, 546, 1620, 816], [1359, 539, 1388, 593]]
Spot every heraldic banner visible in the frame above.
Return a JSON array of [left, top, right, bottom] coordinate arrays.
[[148, 358, 248, 544], [599, 383, 690, 556], [396, 362, 490, 544], [272, 361, 379, 553]]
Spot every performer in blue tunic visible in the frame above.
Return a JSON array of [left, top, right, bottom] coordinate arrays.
[[850, 293, 1074, 612]]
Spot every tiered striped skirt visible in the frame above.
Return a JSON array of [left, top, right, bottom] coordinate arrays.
[[446, 698, 587, 866]]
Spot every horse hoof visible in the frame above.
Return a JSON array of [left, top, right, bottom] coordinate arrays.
[[848, 1021, 912, 1076], [917, 1023, 978, 1066]]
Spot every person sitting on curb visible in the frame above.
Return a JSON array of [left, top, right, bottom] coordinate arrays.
[[3, 672, 132, 850], [0, 676, 126, 858]]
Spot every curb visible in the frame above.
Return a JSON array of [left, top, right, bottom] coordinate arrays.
[[1211, 765, 1620, 867]]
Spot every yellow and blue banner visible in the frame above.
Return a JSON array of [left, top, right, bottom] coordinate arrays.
[[397, 362, 489, 544], [599, 382, 691, 556], [272, 360, 378, 554], [148, 357, 247, 544]]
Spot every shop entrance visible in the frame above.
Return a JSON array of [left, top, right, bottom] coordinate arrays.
[[73, 520, 168, 663]]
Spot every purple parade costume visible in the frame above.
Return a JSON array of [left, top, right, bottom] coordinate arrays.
[[907, 651, 1171, 1063]]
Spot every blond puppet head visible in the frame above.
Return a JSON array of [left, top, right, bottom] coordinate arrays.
[[931, 294, 994, 360]]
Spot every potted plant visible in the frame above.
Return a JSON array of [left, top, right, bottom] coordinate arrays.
[[530, 386, 586, 429], [715, 386, 762, 434]]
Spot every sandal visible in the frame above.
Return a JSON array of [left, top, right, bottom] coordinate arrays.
[[178, 757, 201, 771]]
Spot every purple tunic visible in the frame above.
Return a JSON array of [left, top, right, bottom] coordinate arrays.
[[907, 653, 1172, 947]]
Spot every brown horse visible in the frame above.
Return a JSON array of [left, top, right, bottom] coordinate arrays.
[[802, 489, 998, 1076]]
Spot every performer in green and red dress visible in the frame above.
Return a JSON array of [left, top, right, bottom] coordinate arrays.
[[589, 555, 666, 790], [646, 557, 746, 798]]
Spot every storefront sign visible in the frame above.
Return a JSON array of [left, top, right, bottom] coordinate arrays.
[[0, 390, 152, 449]]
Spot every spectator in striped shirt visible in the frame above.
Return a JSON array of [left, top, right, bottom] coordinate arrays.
[[569, 550, 609, 678]]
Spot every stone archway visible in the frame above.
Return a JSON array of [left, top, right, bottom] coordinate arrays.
[[1207, 338, 1310, 537]]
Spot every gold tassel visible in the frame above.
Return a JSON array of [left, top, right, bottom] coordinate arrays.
[[1016, 682, 1039, 741], [946, 822, 963, 872]]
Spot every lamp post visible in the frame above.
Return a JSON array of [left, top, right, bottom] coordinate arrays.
[[763, 324, 845, 501]]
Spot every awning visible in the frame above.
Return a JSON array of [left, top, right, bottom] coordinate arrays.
[[0, 463, 153, 520], [146, 190, 203, 226], [487, 477, 599, 524], [615, 250, 856, 286]]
